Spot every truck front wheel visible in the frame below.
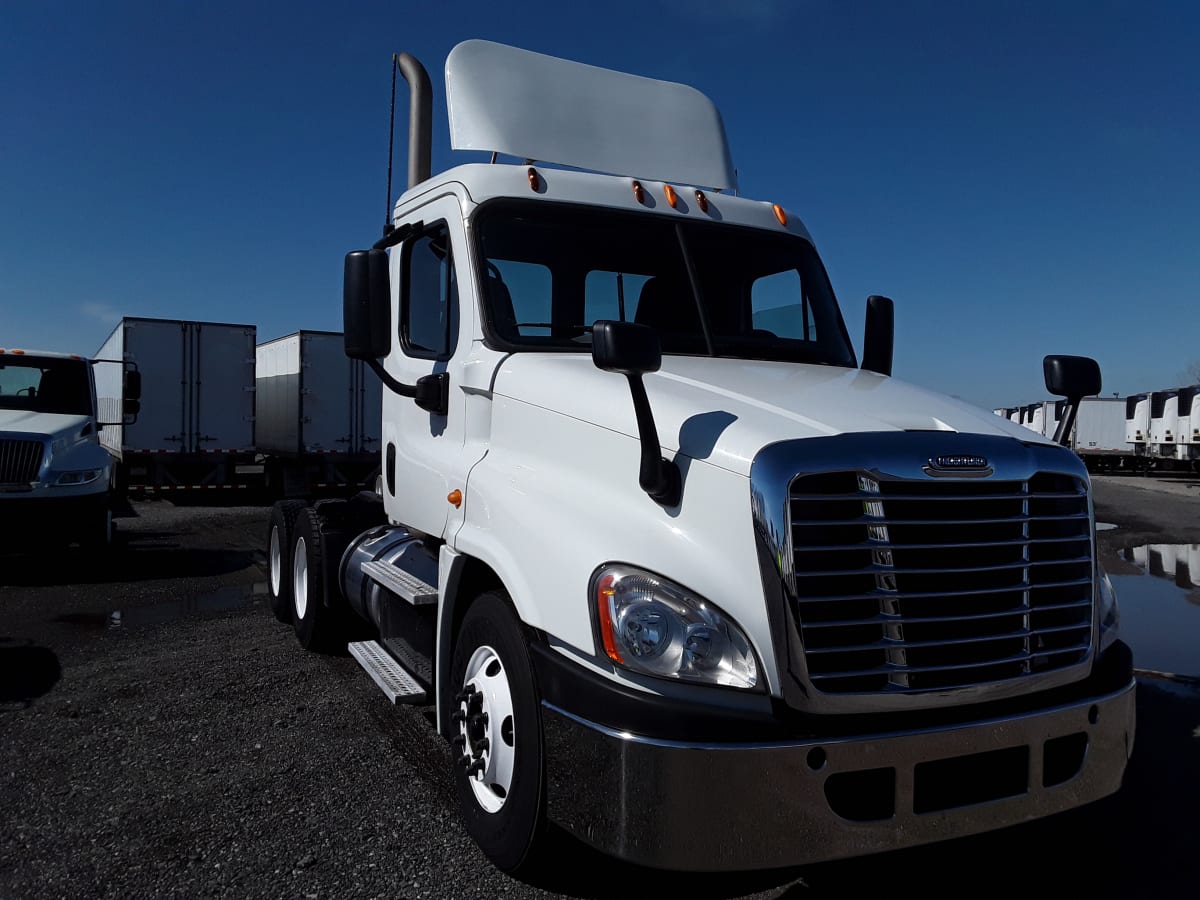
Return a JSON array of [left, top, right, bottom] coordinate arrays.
[[450, 591, 546, 873], [267, 500, 307, 624]]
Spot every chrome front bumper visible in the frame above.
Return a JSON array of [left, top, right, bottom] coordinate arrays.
[[542, 679, 1135, 871]]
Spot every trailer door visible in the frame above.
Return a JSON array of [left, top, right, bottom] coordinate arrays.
[[193, 324, 256, 452]]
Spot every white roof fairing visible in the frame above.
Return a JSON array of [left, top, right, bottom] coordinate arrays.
[[445, 40, 737, 192]]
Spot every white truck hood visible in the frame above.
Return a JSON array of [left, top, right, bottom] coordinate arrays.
[[492, 355, 1051, 477], [0, 409, 92, 440]]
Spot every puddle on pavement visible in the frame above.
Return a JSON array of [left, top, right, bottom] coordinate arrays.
[[55, 582, 268, 630], [1106, 544, 1200, 679]]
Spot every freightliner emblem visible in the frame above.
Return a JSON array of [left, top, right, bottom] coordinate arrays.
[[924, 454, 993, 477]]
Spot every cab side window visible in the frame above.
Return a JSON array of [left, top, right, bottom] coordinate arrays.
[[401, 224, 458, 359]]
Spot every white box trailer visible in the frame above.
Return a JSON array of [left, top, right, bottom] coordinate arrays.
[[1124, 393, 1150, 447], [1066, 397, 1132, 470], [256, 331, 382, 496], [1148, 389, 1179, 457], [1175, 386, 1199, 463], [95, 317, 257, 492]]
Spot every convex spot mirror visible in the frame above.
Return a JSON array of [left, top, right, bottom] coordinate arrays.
[[591, 320, 662, 375], [861, 295, 894, 377], [1043, 355, 1101, 399], [344, 249, 392, 360]]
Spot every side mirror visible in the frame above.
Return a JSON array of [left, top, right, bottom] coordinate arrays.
[[592, 320, 661, 375], [591, 321, 679, 506], [1043, 355, 1101, 399], [124, 368, 142, 402], [861, 295, 894, 376], [1043, 354, 1102, 446], [123, 398, 141, 417], [344, 249, 392, 360]]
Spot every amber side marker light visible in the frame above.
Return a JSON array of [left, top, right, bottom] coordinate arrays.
[[632, 180, 645, 204], [10, 349, 25, 355], [447, 489, 463, 508], [595, 573, 624, 664], [664, 184, 678, 209], [773, 204, 787, 226], [695, 190, 709, 213], [527, 167, 540, 191]]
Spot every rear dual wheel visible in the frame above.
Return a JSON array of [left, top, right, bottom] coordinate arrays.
[[266, 500, 306, 623], [290, 507, 345, 652]]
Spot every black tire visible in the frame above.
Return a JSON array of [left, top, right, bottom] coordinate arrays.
[[267, 500, 307, 624], [449, 591, 546, 874], [291, 507, 343, 652]]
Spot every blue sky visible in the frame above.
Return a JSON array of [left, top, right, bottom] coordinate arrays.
[[2, 0, 1197, 409]]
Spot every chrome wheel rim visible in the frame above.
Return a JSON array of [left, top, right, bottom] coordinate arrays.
[[293, 536, 308, 620], [269, 525, 282, 596]]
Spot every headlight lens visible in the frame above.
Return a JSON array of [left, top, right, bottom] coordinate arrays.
[[592, 564, 759, 689], [1098, 567, 1120, 653]]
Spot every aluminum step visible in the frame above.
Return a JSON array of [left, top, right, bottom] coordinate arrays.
[[348, 640, 427, 704], [361, 559, 438, 605]]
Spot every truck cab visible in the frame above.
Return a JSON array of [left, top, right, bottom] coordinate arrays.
[[0, 349, 137, 549], [268, 40, 1134, 874]]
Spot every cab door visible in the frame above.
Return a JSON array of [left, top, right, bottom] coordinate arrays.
[[381, 194, 473, 538]]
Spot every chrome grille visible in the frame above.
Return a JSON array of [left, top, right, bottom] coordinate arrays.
[[790, 471, 1093, 694], [0, 439, 45, 485]]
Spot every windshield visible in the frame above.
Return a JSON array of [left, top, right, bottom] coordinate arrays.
[[475, 200, 857, 367], [0, 357, 92, 416]]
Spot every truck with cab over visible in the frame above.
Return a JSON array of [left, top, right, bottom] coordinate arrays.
[[266, 40, 1135, 873]]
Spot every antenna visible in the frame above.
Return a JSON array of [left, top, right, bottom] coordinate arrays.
[[383, 54, 399, 239]]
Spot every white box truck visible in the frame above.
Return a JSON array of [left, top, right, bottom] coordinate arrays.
[[264, 41, 1134, 873], [255, 330, 382, 496], [1, 347, 140, 549], [95, 318, 256, 493]]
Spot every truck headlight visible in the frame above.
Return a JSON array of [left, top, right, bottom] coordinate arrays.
[[1098, 567, 1120, 654], [591, 564, 759, 689], [56, 468, 104, 486]]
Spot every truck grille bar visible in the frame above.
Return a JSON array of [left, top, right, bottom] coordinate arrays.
[[0, 439, 44, 485], [790, 472, 1093, 695]]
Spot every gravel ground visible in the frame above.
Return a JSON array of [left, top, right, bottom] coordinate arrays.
[[2, 486, 1198, 899]]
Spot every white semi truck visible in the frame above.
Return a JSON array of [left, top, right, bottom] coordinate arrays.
[[0, 347, 140, 549], [267, 41, 1134, 873]]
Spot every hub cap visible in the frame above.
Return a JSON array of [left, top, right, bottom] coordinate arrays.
[[456, 645, 515, 813], [293, 536, 308, 620], [269, 525, 282, 596]]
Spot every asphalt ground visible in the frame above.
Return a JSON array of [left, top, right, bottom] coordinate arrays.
[[1, 478, 1198, 899]]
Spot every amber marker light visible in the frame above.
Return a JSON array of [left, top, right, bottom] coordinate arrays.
[[447, 489, 463, 508], [773, 204, 787, 226], [527, 167, 540, 191], [664, 184, 678, 209], [695, 190, 709, 213], [10, 349, 24, 355], [632, 180, 645, 204], [595, 573, 624, 664]]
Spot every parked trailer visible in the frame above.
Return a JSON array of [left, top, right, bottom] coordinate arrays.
[[1148, 389, 1179, 457], [1175, 386, 1199, 465], [95, 318, 257, 493], [1066, 397, 1130, 471], [255, 331, 382, 497]]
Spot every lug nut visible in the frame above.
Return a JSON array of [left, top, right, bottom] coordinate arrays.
[[467, 759, 485, 776]]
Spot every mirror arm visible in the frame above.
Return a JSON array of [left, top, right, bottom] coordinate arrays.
[[373, 220, 421, 251], [365, 359, 447, 415], [1052, 398, 1082, 447], [625, 374, 681, 506]]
